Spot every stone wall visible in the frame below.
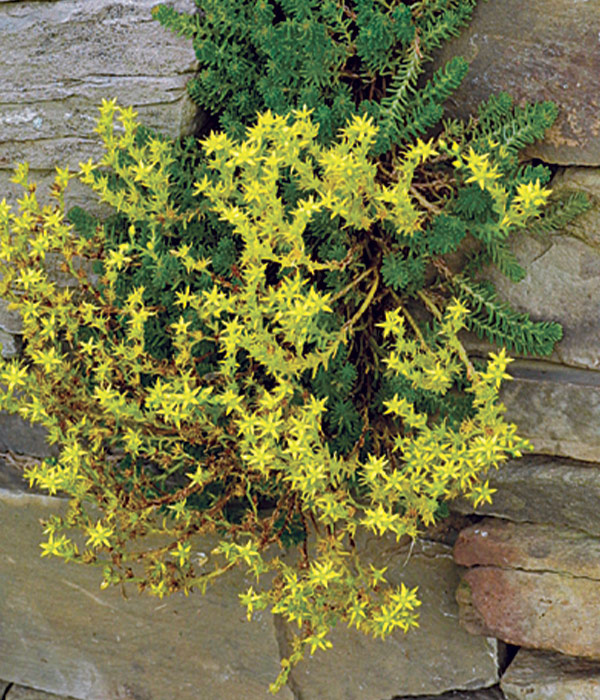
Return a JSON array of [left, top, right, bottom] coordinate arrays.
[[1, 1, 600, 699], [437, 1, 600, 698]]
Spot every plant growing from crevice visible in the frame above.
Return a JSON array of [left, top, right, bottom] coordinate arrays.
[[0, 0, 590, 692]]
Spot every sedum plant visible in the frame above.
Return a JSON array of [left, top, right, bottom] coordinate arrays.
[[141, 0, 588, 455], [0, 100, 574, 691], [151, 0, 479, 147], [0, 0, 590, 692]]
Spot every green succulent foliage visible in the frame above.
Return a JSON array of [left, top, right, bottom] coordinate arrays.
[[78, 0, 585, 459], [152, 0, 477, 146], [527, 191, 591, 235], [453, 277, 563, 356]]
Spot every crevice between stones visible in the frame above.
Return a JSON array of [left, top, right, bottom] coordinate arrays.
[[0, 683, 13, 700], [271, 612, 304, 700], [507, 360, 600, 385], [497, 641, 520, 677], [466, 562, 600, 583]]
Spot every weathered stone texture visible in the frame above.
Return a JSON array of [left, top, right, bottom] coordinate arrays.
[[0, 412, 58, 458], [457, 567, 600, 659], [500, 364, 600, 463], [0, 329, 18, 358], [434, 0, 600, 165], [450, 455, 600, 537], [455, 520, 600, 664], [0, 488, 292, 700], [284, 538, 499, 700], [0, 0, 199, 212], [463, 168, 600, 371], [454, 519, 600, 579], [394, 689, 505, 700], [6, 685, 77, 700], [501, 649, 600, 700]]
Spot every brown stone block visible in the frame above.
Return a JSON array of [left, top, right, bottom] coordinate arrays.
[[458, 567, 600, 659], [454, 519, 600, 580]]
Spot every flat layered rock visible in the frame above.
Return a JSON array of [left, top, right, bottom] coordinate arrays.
[[454, 519, 600, 666], [501, 649, 600, 700], [0, 0, 199, 212], [457, 567, 600, 658], [463, 168, 600, 371], [284, 538, 499, 700], [0, 487, 292, 700], [500, 363, 600, 463], [450, 455, 600, 537], [0, 412, 59, 459], [433, 0, 600, 165], [454, 518, 600, 579]]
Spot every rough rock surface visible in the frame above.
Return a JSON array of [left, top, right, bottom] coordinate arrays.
[[463, 168, 600, 371], [284, 538, 499, 700], [5, 685, 77, 700], [394, 689, 505, 700], [457, 567, 600, 659], [450, 455, 600, 537], [0, 412, 59, 458], [454, 518, 600, 579], [433, 0, 600, 165], [500, 363, 600, 463], [454, 520, 600, 658], [0, 0, 199, 212], [0, 487, 292, 700], [501, 649, 600, 700], [394, 690, 505, 700], [0, 329, 17, 359]]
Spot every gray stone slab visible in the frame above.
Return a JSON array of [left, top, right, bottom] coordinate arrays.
[[0, 329, 17, 359], [0, 456, 29, 492], [0, 0, 200, 212], [450, 455, 600, 538], [433, 0, 600, 165], [284, 538, 499, 700], [500, 363, 600, 463], [463, 168, 600, 371], [0, 489, 292, 700], [0, 412, 58, 459], [501, 649, 600, 700]]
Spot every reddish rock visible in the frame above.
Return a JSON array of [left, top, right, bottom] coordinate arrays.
[[454, 519, 600, 580], [458, 567, 600, 659]]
